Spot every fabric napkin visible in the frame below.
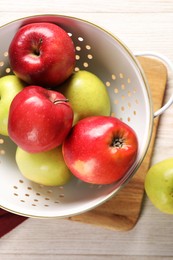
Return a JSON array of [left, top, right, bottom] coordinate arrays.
[[0, 209, 27, 238]]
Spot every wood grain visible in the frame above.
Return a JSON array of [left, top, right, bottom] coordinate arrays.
[[68, 56, 167, 231]]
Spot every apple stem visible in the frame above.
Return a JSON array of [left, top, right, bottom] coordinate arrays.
[[53, 99, 69, 105], [33, 38, 43, 56]]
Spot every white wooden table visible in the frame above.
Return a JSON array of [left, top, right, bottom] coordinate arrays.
[[0, 1, 173, 259]]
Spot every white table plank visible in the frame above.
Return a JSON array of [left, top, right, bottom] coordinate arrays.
[[0, 0, 173, 13]]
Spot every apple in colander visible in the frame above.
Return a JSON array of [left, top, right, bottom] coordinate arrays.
[[0, 75, 26, 136], [63, 115, 138, 185], [58, 70, 111, 125], [8, 22, 76, 88], [16, 146, 72, 186], [8, 85, 73, 153]]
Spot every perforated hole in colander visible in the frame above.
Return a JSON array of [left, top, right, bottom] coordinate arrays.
[[11, 179, 67, 207]]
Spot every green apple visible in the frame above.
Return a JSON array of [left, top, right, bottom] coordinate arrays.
[[145, 158, 173, 214], [59, 70, 111, 124], [0, 75, 26, 136], [16, 146, 72, 186]]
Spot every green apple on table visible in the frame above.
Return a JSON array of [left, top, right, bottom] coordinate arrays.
[[58, 70, 111, 125], [0, 75, 26, 136], [145, 158, 173, 214], [16, 145, 72, 186]]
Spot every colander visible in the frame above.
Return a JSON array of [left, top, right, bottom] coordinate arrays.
[[0, 14, 173, 218]]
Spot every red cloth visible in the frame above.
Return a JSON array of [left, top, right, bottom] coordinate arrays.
[[0, 209, 27, 238]]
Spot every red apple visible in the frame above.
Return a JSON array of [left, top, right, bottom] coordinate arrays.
[[8, 86, 73, 153], [8, 22, 76, 88], [63, 116, 138, 184]]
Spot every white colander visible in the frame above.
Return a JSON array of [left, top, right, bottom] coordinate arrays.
[[0, 14, 173, 218]]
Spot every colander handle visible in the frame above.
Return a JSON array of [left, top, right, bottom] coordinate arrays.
[[135, 51, 173, 118]]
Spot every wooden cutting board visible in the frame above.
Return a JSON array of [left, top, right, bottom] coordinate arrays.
[[68, 56, 167, 231]]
